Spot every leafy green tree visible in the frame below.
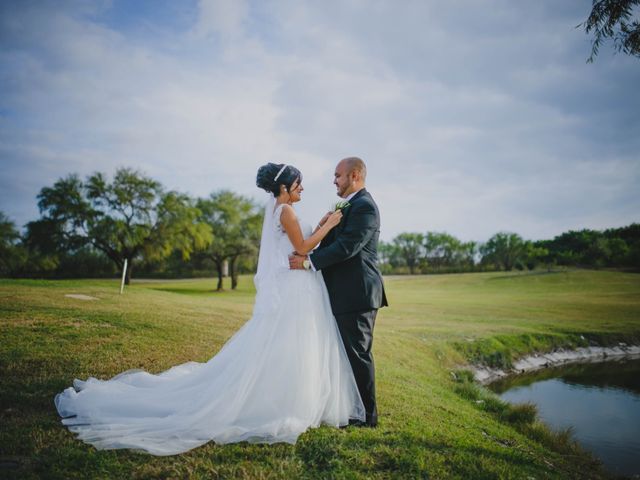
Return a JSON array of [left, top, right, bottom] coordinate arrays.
[[539, 229, 602, 266], [606, 237, 630, 266], [392, 233, 425, 274], [604, 223, 639, 267], [0, 212, 20, 246], [537, 225, 639, 268], [226, 203, 262, 290], [604, 223, 640, 243], [586, 237, 613, 267], [30, 168, 212, 284], [582, 0, 640, 62], [628, 241, 640, 269], [377, 241, 399, 274], [423, 232, 453, 269], [522, 243, 550, 271], [424, 232, 477, 270], [22, 217, 66, 276], [480, 232, 527, 271], [0, 212, 26, 276], [460, 241, 478, 268], [197, 191, 263, 290]]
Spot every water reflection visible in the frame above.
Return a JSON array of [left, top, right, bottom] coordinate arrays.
[[489, 358, 640, 478]]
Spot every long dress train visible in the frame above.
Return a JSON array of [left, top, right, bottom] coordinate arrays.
[[54, 200, 365, 455]]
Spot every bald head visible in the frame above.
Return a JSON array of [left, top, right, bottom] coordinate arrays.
[[339, 156, 367, 181], [334, 156, 367, 198]]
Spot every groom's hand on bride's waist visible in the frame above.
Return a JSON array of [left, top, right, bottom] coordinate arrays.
[[289, 253, 308, 270]]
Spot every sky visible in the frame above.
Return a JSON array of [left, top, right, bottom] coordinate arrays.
[[1, 0, 638, 243]]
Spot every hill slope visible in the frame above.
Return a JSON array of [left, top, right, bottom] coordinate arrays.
[[1, 269, 639, 479]]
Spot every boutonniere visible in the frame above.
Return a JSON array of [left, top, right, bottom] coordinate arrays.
[[334, 200, 351, 211]]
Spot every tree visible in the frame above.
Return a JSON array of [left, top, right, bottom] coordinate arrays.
[[377, 241, 399, 274], [0, 212, 26, 276], [392, 233, 425, 274], [423, 232, 454, 269], [226, 200, 262, 290], [31, 168, 212, 284], [424, 232, 477, 270], [522, 243, 550, 271], [480, 232, 527, 271], [459, 241, 478, 268], [606, 237, 630, 266], [604, 223, 639, 267], [582, 0, 640, 62], [197, 191, 263, 290], [537, 229, 602, 267]]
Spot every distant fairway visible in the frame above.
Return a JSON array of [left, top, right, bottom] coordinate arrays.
[[1, 270, 639, 479]]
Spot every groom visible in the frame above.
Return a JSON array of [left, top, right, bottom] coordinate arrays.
[[289, 156, 388, 427]]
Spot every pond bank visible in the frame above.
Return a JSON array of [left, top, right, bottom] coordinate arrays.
[[472, 343, 640, 384]]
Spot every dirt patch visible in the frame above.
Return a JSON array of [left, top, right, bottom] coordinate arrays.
[[64, 294, 99, 301]]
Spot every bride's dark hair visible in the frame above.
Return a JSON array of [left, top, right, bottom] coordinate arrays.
[[256, 163, 302, 197]]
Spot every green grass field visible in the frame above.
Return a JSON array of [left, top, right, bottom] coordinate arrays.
[[1, 269, 639, 479]]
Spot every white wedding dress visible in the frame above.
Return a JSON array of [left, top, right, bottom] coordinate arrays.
[[54, 198, 365, 456]]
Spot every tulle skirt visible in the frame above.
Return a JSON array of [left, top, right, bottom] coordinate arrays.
[[54, 270, 365, 455]]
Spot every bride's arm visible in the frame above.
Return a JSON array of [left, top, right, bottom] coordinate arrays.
[[312, 211, 332, 234], [280, 205, 342, 255]]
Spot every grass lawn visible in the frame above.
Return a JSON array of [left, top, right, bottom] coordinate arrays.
[[1, 269, 639, 479]]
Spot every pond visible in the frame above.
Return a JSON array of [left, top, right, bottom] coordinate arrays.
[[489, 358, 640, 478]]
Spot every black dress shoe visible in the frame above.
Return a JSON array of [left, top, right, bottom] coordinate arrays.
[[339, 419, 361, 429], [366, 414, 378, 428], [347, 418, 377, 428]]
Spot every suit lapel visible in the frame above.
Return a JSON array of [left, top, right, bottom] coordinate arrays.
[[336, 188, 367, 234]]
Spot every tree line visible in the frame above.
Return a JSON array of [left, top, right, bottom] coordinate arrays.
[[1, 168, 638, 283], [380, 225, 640, 274], [0, 168, 263, 290]]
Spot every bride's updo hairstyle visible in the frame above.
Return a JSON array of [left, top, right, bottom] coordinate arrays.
[[256, 163, 302, 197]]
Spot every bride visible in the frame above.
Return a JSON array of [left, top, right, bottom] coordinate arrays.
[[54, 163, 365, 456]]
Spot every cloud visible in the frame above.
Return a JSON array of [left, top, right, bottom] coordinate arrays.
[[192, 0, 248, 40], [0, 0, 638, 243]]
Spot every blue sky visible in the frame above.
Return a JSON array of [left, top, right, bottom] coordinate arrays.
[[1, 0, 638, 242]]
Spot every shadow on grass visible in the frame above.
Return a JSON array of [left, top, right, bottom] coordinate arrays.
[[148, 287, 223, 296], [296, 428, 597, 480], [487, 270, 566, 281], [7, 427, 597, 480]]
